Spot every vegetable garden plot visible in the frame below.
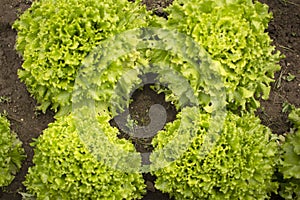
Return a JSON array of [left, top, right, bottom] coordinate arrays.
[[0, 0, 299, 199]]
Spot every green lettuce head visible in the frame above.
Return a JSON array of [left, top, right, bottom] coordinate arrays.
[[152, 111, 279, 199], [0, 115, 25, 187]]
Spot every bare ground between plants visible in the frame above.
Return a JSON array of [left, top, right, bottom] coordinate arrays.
[[0, 0, 299, 199]]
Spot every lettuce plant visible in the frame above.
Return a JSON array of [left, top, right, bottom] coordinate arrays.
[[13, 0, 153, 116], [24, 114, 146, 199], [152, 111, 279, 199], [0, 115, 25, 187], [163, 0, 282, 111], [279, 108, 300, 200]]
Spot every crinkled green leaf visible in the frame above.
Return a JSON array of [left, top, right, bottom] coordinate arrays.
[[279, 107, 300, 199], [0, 115, 26, 187]]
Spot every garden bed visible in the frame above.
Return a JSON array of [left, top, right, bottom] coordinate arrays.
[[0, 0, 299, 199]]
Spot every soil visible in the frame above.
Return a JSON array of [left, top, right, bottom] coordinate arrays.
[[0, 0, 299, 199], [257, 0, 300, 134]]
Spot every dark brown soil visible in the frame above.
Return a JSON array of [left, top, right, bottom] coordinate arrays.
[[0, 0, 299, 199], [257, 0, 300, 134], [111, 84, 177, 154], [0, 0, 55, 199]]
